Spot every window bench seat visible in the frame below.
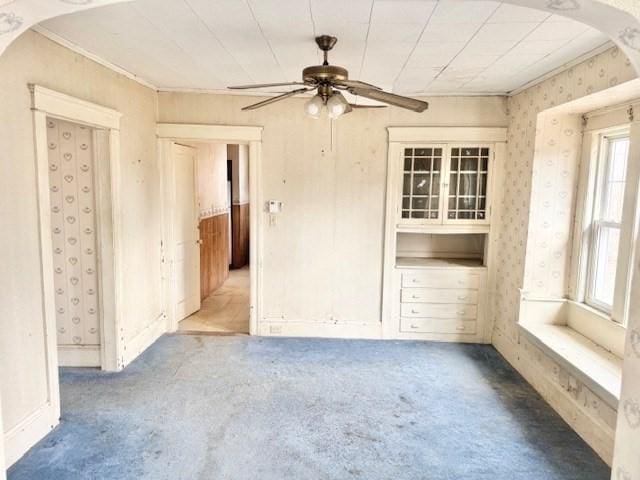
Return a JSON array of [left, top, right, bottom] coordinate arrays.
[[518, 297, 622, 410]]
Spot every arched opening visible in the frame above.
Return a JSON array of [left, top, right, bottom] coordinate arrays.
[[1, 1, 639, 480]]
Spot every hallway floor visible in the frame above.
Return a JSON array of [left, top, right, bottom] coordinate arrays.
[[8, 335, 609, 480], [179, 267, 249, 334]]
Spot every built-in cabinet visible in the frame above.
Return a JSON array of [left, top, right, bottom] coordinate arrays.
[[382, 127, 507, 343], [400, 144, 493, 224]]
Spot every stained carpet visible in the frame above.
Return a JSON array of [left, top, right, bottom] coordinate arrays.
[[8, 335, 610, 480]]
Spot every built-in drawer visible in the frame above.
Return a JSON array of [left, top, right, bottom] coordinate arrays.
[[401, 270, 481, 289], [401, 288, 478, 304], [400, 318, 477, 335], [400, 303, 477, 319]]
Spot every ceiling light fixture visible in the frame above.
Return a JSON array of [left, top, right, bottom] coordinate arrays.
[[304, 94, 324, 118], [326, 91, 349, 119], [229, 35, 428, 115]]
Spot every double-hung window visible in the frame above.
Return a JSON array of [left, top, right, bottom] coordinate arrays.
[[582, 129, 636, 324]]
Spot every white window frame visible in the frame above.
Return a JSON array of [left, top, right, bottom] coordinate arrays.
[[574, 124, 639, 326]]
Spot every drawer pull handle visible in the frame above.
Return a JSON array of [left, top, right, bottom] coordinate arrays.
[[458, 280, 465, 285], [412, 278, 419, 283], [410, 324, 419, 329], [412, 294, 419, 299], [411, 309, 419, 314], [457, 295, 467, 300], [457, 310, 466, 316], [456, 326, 466, 331]]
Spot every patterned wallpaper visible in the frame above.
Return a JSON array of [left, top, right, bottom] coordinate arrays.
[[491, 46, 637, 463], [47, 118, 100, 347], [613, 130, 640, 479], [494, 46, 636, 341], [523, 113, 583, 298]]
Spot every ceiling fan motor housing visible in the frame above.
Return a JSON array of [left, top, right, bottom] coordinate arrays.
[[302, 65, 348, 85]]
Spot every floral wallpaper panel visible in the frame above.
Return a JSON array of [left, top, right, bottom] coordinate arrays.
[[523, 113, 582, 298], [47, 118, 100, 347]]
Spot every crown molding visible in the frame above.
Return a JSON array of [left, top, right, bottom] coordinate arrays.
[[508, 41, 615, 96], [31, 25, 158, 91], [33, 24, 616, 101]]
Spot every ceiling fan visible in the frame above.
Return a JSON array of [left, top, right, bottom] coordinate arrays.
[[228, 35, 429, 118]]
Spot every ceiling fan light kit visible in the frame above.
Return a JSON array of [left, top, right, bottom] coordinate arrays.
[[228, 35, 429, 117], [304, 94, 324, 118]]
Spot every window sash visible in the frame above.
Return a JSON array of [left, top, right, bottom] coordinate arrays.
[[583, 130, 631, 323], [585, 221, 621, 313]]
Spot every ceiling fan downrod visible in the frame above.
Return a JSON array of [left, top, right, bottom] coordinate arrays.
[[316, 35, 337, 66]]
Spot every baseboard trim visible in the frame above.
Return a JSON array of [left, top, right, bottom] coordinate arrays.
[[4, 403, 58, 467], [121, 314, 167, 367], [57, 345, 100, 367], [258, 320, 382, 339]]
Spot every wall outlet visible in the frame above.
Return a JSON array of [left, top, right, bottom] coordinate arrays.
[[269, 325, 282, 334]]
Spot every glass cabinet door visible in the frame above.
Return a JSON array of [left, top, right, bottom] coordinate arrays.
[[401, 147, 443, 221], [446, 146, 490, 222]]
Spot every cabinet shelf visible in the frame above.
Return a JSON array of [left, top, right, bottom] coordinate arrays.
[[396, 224, 490, 234], [396, 257, 485, 269]]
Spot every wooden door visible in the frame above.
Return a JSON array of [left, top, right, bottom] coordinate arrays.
[[172, 143, 200, 320]]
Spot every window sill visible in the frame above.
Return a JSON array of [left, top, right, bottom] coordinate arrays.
[[566, 300, 627, 358], [519, 322, 622, 409]]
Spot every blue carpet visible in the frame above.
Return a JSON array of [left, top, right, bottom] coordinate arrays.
[[8, 335, 610, 479]]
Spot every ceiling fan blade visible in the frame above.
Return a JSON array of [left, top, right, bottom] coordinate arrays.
[[348, 87, 428, 113], [335, 79, 382, 90], [343, 103, 388, 115], [349, 104, 387, 109], [241, 88, 313, 111], [229, 82, 307, 90]]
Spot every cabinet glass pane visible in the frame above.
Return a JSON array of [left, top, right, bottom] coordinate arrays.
[[401, 147, 443, 220], [412, 197, 428, 209], [447, 146, 490, 221], [413, 174, 430, 195]]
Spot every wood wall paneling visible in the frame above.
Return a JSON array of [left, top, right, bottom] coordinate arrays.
[[231, 203, 249, 269], [200, 213, 229, 300]]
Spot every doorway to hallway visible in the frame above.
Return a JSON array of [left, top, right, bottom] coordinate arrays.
[[169, 141, 250, 335], [157, 123, 261, 336], [179, 267, 249, 333]]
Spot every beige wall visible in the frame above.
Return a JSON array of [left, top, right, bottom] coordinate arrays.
[[159, 92, 509, 327], [0, 29, 161, 455], [492, 47, 637, 464]]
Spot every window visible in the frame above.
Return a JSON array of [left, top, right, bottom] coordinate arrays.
[[584, 130, 633, 321]]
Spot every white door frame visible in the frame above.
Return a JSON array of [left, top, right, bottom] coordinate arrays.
[[9, 85, 124, 470], [157, 123, 263, 335], [30, 85, 124, 373]]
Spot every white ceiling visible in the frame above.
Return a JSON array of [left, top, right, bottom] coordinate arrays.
[[38, 0, 611, 95]]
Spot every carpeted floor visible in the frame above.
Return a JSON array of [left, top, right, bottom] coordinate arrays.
[[8, 335, 610, 480]]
